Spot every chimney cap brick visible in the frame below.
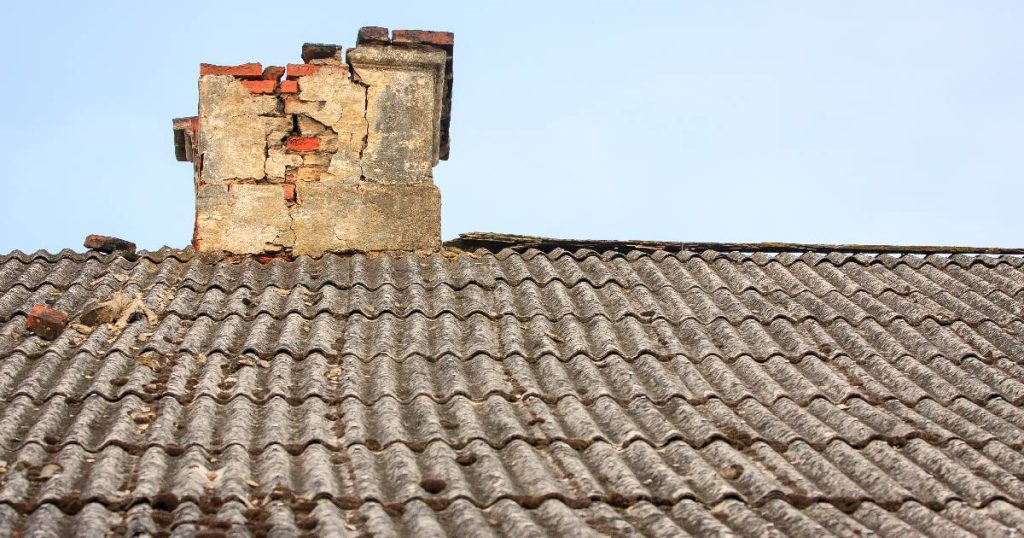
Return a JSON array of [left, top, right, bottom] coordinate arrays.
[[300, 43, 343, 64], [392, 29, 454, 49], [199, 63, 263, 79], [357, 26, 390, 45]]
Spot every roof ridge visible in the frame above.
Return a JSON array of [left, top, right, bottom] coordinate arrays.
[[448, 232, 1024, 256], [3, 234, 1024, 261]]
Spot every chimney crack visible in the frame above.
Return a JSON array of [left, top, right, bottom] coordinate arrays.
[[284, 201, 298, 252], [358, 82, 369, 162], [347, 58, 371, 181]]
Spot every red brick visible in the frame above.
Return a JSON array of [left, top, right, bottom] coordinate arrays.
[[279, 80, 299, 94], [262, 65, 285, 80], [282, 183, 296, 202], [357, 26, 390, 45], [241, 80, 277, 94], [286, 64, 320, 79], [199, 63, 263, 79], [286, 137, 320, 152], [392, 30, 454, 48], [26, 304, 68, 341]]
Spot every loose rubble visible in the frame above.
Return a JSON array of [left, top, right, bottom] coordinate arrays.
[[25, 304, 68, 340], [83, 234, 137, 256]]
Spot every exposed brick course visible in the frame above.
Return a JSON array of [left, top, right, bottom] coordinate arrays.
[[285, 136, 320, 152], [278, 80, 299, 94], [199, 63, 263, 78], [241, 80, 277, 94], [285, 63, 320, 79]]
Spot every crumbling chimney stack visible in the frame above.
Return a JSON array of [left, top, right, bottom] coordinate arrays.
[[173, 27, 453, 256]]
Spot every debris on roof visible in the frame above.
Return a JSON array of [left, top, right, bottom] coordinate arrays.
[[24, 304, 68, 340], [79, 290, 156, 330], [83, 234, 137, 257]]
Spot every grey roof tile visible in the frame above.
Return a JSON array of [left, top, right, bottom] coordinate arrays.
[[1, 248, 1023, 534], [0, 493, 1022, 536]]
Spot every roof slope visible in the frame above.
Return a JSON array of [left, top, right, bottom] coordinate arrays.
[[0, 247, 1023, 536]]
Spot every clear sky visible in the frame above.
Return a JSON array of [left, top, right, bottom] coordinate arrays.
[[1, 1, 1021, 253]]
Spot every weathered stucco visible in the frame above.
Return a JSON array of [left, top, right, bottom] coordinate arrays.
[[265, 148, 302, 180], [185, 28, 453, 256], [195, 184, 294, 253], [295, 65, 366, 183], [198, 76, 278, 183], [349, 45, 447, 184], [292, 181, 440, 254]]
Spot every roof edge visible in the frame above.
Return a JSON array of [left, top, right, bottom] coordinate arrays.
[[446, 232, 1024, 256]]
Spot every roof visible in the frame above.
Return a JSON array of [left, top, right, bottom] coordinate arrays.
[[1, 242, 1024, 536]]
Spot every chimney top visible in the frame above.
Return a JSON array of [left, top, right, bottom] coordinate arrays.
[[174, 27, 454, 257]]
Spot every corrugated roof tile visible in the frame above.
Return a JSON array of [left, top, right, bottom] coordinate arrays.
[[2, 247, 1023, 534]]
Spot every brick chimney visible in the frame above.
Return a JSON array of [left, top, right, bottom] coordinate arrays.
[[173, 27, 453, 256]]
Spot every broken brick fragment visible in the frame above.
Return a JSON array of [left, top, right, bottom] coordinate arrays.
[[392, 30, 454, 48], [254, 253, 294, 265], [357, 26, 390, 45], [279, 80, 299, 94], [285, 136, 320, 152], [84, 234, 137, 255], [199, 63, 263, 79], [282, 183, 296, 202], [286, 64, 320, 79], [241, 80, 277, 94], [301, 43, 342, 64], [262, 66, 285, 80], [26, 305, 68, 341]]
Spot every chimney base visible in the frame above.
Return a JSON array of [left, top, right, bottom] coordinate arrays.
[[292, 180, 440, 255], [195, 181, 440, 255]]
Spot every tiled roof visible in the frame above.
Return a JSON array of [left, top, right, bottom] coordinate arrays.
[[1, 246, 1023, 536]]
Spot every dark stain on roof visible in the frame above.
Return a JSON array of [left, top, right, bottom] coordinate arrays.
[[0, 243, 1023, 535]]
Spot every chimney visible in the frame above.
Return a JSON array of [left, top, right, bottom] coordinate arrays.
[[172, 27, 453, 256]]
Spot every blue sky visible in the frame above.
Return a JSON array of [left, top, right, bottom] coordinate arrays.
[[1, 1, 1021, 252]]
